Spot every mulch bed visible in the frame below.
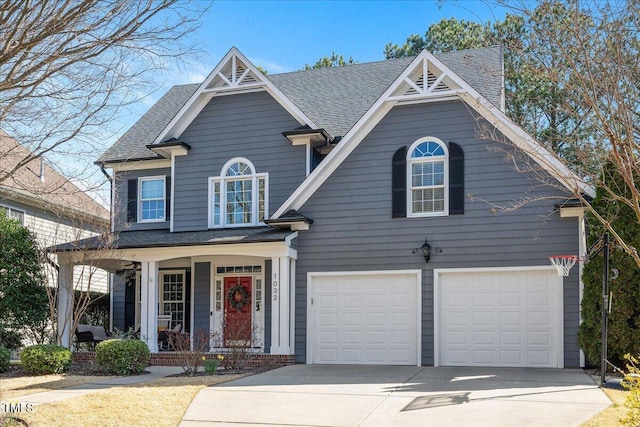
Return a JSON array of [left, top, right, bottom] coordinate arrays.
[[0, 362, 140, 378]]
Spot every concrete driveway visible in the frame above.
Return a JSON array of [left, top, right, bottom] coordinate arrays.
[[180, 365, 611, 427]]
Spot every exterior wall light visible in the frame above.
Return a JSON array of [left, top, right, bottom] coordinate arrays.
[[413, 239, 432, 263]]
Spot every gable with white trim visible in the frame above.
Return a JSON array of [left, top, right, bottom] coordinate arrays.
[[272, 50, 593, 218], [152, 47, 317, 146]]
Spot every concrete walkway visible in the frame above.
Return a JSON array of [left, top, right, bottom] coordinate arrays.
[[17, 366, 183, 406], [180, 365, 611, 427]]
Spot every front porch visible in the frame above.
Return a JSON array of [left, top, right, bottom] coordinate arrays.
[[51, 228, 298, 357]]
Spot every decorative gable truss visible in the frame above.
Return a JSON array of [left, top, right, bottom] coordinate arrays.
[[387, 57, 463, 102], [204, 53, 262, 94], [153, 47, 317, 145]]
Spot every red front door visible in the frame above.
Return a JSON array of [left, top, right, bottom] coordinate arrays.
[[224, 276, 252, 346]]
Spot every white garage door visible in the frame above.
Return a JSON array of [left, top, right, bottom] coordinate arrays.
[[308, 271, 420, 366], [436, 268, 563, 368]]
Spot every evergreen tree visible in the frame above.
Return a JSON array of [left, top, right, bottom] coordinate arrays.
[[0, 210, 49, 346], [578, 163, 640, 366]]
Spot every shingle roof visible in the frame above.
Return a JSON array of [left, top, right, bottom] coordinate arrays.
[[97, 84, 198, 164], [98, 46, 504, 164], [49, 227, 292, 252], [0, 131, 109, 222]]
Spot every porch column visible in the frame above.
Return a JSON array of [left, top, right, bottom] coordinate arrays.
[[140, 261, 159, 352], [57, 261, 74, 349], [270, 256, 293, 354]]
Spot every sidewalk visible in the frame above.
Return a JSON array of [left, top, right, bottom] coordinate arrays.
[[16, 366, 183, 406]]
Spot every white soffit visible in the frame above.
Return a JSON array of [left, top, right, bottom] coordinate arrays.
[[153, 47, 318, 145], [273, 50, 594, 218]]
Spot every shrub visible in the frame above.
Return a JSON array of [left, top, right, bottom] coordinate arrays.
[[204, 354, 224, 375], [167, 329, 209, 376], [95, 339, 149, 375], [20, 344, 72, 374], [622, 354, 640, 426], [0, 346, 10, 372], [211, 319, 261, 371]]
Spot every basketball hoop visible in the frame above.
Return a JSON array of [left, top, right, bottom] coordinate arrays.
[[549, 255, 582, 276]]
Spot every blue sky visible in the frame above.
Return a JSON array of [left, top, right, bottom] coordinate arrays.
[[144, 0, 508, 107]]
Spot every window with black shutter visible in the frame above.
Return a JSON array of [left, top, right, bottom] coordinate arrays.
[[391, 146, 407, 218], [127, 179, 137, 223], [392, 138, 464, 218]]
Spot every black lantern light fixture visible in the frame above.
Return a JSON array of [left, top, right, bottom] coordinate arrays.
[[413, 239, 432, 263]]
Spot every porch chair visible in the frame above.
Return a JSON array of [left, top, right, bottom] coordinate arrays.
[[157, 322, 182, 351]]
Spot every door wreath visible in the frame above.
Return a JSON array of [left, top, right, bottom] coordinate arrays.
[[227, 284, 250, 312]]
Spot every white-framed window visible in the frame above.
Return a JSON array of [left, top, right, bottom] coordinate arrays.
[[138, 176, 165, 222], [209, 158, 268, 228], [0, 205, 25, 224], [159, 270, 185, 329], [407, 137, 448, 217]]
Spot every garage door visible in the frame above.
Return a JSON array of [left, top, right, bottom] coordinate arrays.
[[436, 268, 563, 368], [308, 271, 420, 366]]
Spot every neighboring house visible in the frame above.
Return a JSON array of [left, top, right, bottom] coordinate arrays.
[[52, 46, 594, 368], [0, 131, 110, 294]]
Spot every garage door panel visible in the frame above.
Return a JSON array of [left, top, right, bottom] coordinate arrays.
[[310, 272, 419, 365], [500, 330, 523, 346], [500, 311, 523, 327], [442, 311, 471, 328], [472, 330, 496, 346], [472, 312, 496, 327], [438, 269, 561, 368], [343, 312, 362, 327]]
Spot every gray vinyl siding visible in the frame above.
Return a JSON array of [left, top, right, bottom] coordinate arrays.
[[295, 100, 581, 366], [112, 168, 171, 232], [173, 91, 306, 231], [111, 273, 126, 332], [193, 262, 211, 348]]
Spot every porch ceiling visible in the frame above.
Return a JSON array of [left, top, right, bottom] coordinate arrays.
[[48, 227, 293, 252]]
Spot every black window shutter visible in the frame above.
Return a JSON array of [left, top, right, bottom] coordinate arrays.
[[165, 176, 171, 221], [448, 142, 465, 215], [127, 179, 138, 222], [124, 273, 135, 331], [392, 146, 407, 218]]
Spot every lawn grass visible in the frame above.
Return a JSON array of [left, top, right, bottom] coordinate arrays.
[[0, 372, 117, 400], [15, 374, 244, 427], [581, 386, 629, 427]]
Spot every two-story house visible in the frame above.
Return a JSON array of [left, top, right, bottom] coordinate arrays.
[[52, 46, 593, 368], [0, 131, 109, 294]]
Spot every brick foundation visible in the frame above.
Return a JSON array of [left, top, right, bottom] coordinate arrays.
[[73, 351, 295, 368]]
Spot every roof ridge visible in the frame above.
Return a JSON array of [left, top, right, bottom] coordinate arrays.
[[269, 55, 415, 77]]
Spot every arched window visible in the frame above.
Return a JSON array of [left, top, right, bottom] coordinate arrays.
[[407, 137, 448, 216], [209, 158, 268, 227]]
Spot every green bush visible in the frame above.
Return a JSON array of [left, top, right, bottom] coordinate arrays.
[[0, 346, 10, 372], [622, 354, 640, 426], [20, 344, 72, 374], [95, 339, 149, 375]]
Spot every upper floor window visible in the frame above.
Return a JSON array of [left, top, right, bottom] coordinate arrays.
[[209, 158, 268, 228], [408, 137, 448, 216], [0, 205, 25, 224], [139, 176, 166, 222]]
